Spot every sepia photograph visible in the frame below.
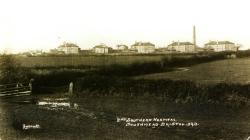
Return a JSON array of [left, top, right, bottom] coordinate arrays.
[[1, 0, 250, 139]]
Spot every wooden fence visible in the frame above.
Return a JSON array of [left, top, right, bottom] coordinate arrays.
[[0, 83, 31, 98]]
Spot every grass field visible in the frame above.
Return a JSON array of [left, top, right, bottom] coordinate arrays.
[[135, 58, 250, 84], [17, 55, 166, 67]]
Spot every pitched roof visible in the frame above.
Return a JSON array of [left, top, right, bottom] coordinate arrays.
[[94, 44, 108, 48], [131, 42, 155, 46], [117, 44, 128, 48], [205, 41, 235, 45], [58, 43, 79, 48], [168, 42, 194, 46], [94, 44, 111, 49]]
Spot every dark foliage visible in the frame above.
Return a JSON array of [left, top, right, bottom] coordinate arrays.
[[32, 65, 97, 70], [236, 50, 250, 58], [75, 76, 250, 107], [94, 52, 231, 77], [0, 55, 30, 84], [29, 71, 86, 86]]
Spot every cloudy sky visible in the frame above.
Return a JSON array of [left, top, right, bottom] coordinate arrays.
[[0, 0, 249, 53]]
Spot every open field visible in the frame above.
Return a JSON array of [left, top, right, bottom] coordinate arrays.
[[135, 58, 250, 84], [17, 55, 166, 67]]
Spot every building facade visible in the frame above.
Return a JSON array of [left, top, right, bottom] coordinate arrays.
[[57, 42, 80, 54], [93, 44, 112, 54], [167, 42, 195, 53], [204, 41, 239, 52], [131, 42, 155, 53]]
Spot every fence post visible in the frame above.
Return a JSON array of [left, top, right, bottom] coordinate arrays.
[[68, 82, 74, 96], [29, 78, 34, 94]]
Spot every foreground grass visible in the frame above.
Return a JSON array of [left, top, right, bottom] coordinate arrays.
[[2, 96, 250, 140]]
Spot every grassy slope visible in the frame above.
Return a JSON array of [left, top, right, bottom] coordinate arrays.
[[135, 58, 250, 84]]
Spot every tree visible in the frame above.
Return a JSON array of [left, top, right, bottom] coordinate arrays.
[[0, 55, 28, 84]]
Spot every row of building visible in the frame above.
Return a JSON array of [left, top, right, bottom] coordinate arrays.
[[50, 40, 240, 55], [49, 26, 239, 55]]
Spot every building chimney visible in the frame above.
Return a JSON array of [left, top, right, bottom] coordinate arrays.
[[193, 25, 196, 51]]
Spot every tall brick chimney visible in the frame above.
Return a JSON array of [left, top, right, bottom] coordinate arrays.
[[193, 25, 196, 51]]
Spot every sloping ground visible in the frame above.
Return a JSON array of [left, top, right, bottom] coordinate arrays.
[[135, 58, 250, 84]]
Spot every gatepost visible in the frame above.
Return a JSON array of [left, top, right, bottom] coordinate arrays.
[[29, 78, 35, 94], [68, 81, 74, 96]]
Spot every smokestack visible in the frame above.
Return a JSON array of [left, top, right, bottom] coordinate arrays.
[[193, 25, 196, 51]]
